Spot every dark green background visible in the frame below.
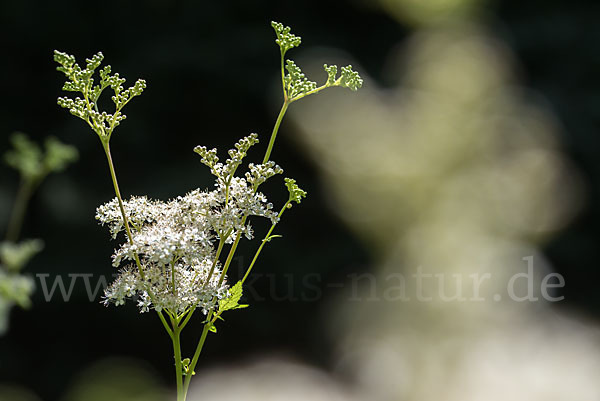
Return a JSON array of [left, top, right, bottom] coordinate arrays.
[[1, 1, 599, 400]]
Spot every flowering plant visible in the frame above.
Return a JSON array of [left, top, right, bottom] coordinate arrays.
[[0, 133, 77, 335], [55, 21, 361, 401]]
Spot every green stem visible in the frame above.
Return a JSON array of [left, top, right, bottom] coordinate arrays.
[[102, 140, 175, 386], [242, 201, 290, 284], [171, 319, 184, 401], [217, 218, 246, 287], [262, 101, 289, 164], [158, 310, 173, 337], [289, 82, 333, 103], [220, 94, 290, 284], [201, 231, 229, 287], [5, 178, 35, 242], [280, 51, 287, 99], [179, 307, 196, 331], [173, 48, 298, 401], [182, 320, 212, 398], [101, 140, 145, 280]]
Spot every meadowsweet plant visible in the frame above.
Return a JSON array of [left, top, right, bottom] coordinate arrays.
[[0, 133, 78, 334], [55, 21, 362, 401]]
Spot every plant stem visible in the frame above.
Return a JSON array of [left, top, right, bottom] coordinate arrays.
[[101, 140, 145, 280], [171, 319, 184, 401], [262, 101, 289, 164], [183, 320, 212, 398], [5, 178, 35, 242], [280, 51, 287, 99], [158, 310, 174, 337], [102, 139, 179, 393], [289, 82, 332, 102], [173, 47, 296, 401], [217, 217, 246, 287], [222, 95, 290, 283], [201, 232, 229, 287], [242, 201, 290, 284], [179, 307, 196, 331], [102, 139, 174, 364]]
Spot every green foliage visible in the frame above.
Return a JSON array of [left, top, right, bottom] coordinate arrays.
[[0, 240, 43, 273], [265, 234, 282, 242], [218, 281, 248, 314], [45, 137, 79, 173], [4, 133, 78, 183], [4, 133, 41, 180], [54, 50, 147, 142], [1, 131, 76, 335], [0, 263, 36, 309], [0, 266, 36, 308], [55, 21, 361, 401], [0, 240, 41, 334], [181, 358, 195, 376]]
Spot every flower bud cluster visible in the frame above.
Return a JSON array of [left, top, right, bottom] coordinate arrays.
[[271, 21, 301, 54], [285, 60, 317, 99], [54, 50, 146, 139]]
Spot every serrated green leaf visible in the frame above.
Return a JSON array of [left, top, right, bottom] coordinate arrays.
[[218, 281, 248, 313]]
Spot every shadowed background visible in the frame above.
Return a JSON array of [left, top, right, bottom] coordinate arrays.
[[1, 0, 600, 400]]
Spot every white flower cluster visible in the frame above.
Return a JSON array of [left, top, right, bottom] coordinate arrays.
[[104, 258, 227, 315], [97, 135, 283, 315]]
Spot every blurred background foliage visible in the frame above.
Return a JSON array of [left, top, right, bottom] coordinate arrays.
[[1, 0, 600, 400]]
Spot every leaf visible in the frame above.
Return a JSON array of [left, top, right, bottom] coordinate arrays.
[[0, 240, 44, 273], [265, 234, 282, 242], [182, 358, 195, 376], [218, 281, 249, 313]]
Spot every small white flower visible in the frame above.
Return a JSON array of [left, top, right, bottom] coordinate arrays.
[[98, 140, 283, 315]]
